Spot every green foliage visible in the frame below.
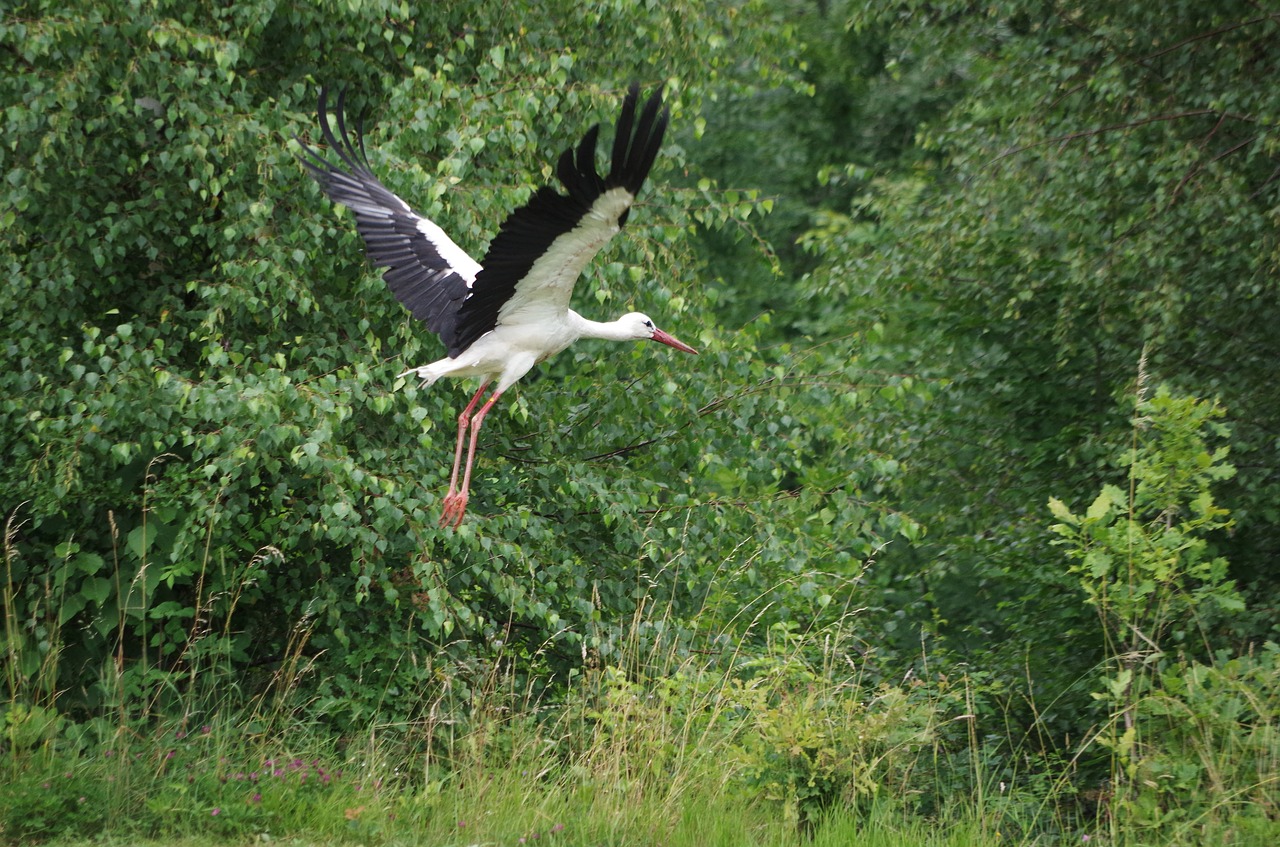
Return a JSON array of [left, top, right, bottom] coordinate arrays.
[[689, 0, 961, 333], [1136, 647, 1280, 833], [1075, 648, 1280, 841], [4, 0, 1278, 843], [2, 703, 63, 755], [0, 719, 395, 843], [1, 606, 1272, 845], [0, 766, 111, 843], [791, 0, 1280, 736], [729, 624, 936, 828], [1050, 386, 1243, 656], [0, 708, 1010, 847], [1, 0, 928, 737], [1048, 386, 1275, 839]]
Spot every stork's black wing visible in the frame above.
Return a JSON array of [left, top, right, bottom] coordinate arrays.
[[296, 88, 482, 351], [452, 84, 669, 352]]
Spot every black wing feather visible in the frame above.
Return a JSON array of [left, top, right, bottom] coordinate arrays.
[[451, 83, 669, 354], [296, 88, 475, 350]]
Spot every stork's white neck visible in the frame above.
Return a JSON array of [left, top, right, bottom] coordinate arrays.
[[570, 310, 639, 342]]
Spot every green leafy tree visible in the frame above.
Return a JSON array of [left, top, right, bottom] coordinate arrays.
[[1049, 387, 1270, 835], [793, 0, 1280, 734], [2, 0, 917, 728], [1050, 387, 1242, 661]]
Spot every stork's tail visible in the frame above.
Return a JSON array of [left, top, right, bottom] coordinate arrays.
[[397, 364, 442, 388]]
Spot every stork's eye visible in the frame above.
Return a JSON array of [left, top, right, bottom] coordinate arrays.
[[643, 319, 654, 329]]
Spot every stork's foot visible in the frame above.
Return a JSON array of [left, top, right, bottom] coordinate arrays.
[[439, 490, 468, 528]]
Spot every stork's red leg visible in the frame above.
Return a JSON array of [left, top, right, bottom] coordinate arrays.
[[440, 381, 489, 527], [440, 389, 504, 529], [458, 391, 502, 509]]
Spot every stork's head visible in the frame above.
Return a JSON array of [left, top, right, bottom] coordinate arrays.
[[620, 312, 698, 354]]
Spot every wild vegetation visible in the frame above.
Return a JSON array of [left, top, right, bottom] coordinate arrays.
[[3, 0, 1277, 844]]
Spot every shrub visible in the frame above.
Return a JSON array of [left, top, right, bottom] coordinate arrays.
[[1050, 384, 1276, 839], [728, 623, 936, 828]]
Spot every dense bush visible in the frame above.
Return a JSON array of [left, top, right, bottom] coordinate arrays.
[[2, 0, 901, 727], [790, 0, 1280, 725]]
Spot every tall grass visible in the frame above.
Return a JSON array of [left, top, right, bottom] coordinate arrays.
[[3, 500, 1277, 846]]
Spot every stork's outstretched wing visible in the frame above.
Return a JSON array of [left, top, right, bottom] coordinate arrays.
[[452, 84, 669, 352], [296, 88, 482, 353]]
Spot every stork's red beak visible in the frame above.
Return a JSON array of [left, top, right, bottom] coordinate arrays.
[[651, 327, 698, 354]]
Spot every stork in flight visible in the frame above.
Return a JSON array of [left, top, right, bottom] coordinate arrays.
[[297, 84, 697, 527]]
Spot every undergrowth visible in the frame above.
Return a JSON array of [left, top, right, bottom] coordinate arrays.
[[4, 385, 1278, 846]]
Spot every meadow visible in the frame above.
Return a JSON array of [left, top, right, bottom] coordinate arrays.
[[6, 519, 1277, 845]]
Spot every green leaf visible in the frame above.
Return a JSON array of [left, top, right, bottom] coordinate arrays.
[[1086, 488, 1115, 522], [81, 577, 113, 605], [127, 524, 156, 560], [1047, 496, 1075, 524]]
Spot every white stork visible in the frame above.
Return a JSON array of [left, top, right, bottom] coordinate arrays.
[[297, 84, 697, 528]]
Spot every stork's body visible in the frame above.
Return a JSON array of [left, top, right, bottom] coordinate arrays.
[[297, 85, 695, 526]]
